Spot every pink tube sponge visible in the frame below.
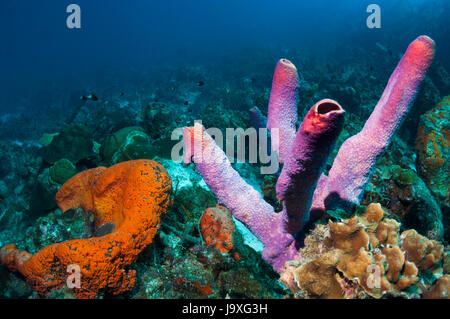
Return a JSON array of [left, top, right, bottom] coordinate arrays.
[[183, 35, 436, 272], [314, 35, 435, 212], [183, 123, 275, 245], [267, 59, 299, 164], [183, 123, 300, 271], [277, 99, 344, 234]]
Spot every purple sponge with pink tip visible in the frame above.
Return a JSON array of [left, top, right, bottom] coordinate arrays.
[[182, 36, 435, 272], [311, 35, 436, 213], [266, 59, 299, 164], [277, 99, 344, 235]]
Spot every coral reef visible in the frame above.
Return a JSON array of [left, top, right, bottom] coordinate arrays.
[[142, 102, 175, 140], [0, 159, 172, 298], [133, 242, 284, 299], [400, 76, 441, 144], [49, 158, 77, 185], [182, 36, 436, 271], [39, 132, 59, 147], [361, 161, 443, 241], [0, 24, 448, 300], [100, 126, 155, 165], [286, 203, 448, 299], [29, 168, 61, 217], [41, 124, 94, 165], [23, 208, 95, 254], [423, 275, 449, 299], [197, 103, 249, 133], [416, 96, 449, 209]]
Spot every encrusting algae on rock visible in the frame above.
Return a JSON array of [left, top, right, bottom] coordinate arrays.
[[200, 205, 236, 255], [0, 159, 172, 298], [416, 95, 450, 208]]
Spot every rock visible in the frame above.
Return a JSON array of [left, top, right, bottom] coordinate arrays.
[[142, 102, 175, 140], [100, 126, 156, 165], [49, 158, 77, 184], [401, 77, 441, 145], [216, 268, 264, 298], [198, 103, 249, 132], [416, 96, 450, 209], [363, 164, 443, 241], [0, 209, 27, 248], [24, 209, 95, 253], [0, 267, 33, 298], [39, 132, 59, 146], [28, 168, 60, 218], [158, 158, 216, 215], [41, 124, 94, 164]]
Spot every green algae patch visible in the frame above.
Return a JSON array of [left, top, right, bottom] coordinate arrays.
[[391, 165, 418, 186]]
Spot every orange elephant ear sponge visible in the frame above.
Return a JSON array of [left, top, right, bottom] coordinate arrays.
[[0, 159, 172, 299], [55, 167, 107, 216]]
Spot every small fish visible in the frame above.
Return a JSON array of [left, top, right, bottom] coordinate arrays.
[[119, 92, 124, 97], [184, 101, 189, 105], [80, 94, 98, 101], [197, 81, 204, 87], [94, 222, 115, 237]]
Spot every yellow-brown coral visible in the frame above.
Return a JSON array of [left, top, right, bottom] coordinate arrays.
[[422, 275, 449, 299], [0, 159, 172, 298], [401, 229, 444, 271], [290, 203, 447, 299], [292, 251, 344, 299]]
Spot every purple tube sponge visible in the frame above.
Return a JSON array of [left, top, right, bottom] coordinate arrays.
[[250, 106, 272, 159], [312, 35, 436, 213], [249, 106, 267, 130], [266, 59, 299, 164], [183, 35, 435, 272], [277, 99, 344, 234], [183, 123, 300, 271], [182, 101, 344, 271], [183, 123, 276, 246]]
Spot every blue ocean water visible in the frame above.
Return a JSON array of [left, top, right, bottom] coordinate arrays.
[[0, 0, 448, 114]]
